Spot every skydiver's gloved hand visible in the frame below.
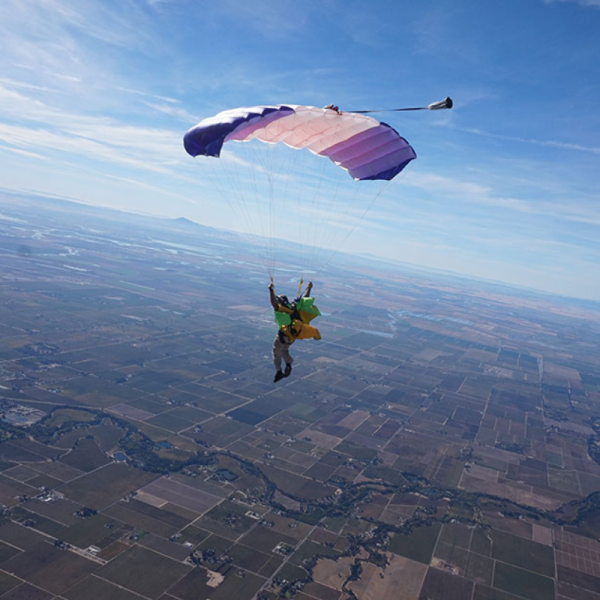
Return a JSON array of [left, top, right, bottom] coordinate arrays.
[[269, 283, 279, 310]]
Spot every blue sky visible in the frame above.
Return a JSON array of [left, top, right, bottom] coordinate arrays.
[[0, 0, 599, 300]]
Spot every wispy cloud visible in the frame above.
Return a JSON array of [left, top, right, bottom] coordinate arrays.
[[143, 101, 199, 123], [382, 168, 600, 230], [0, 122, 176, 174], [116, 87, 180, 105], [0, 143, 48, 160], [212, 0, 310, 38], [0, 79, 188, 174], [0, 0, 162, 99], [401, 171, 539, 214], [0, 78, 59, 94], [459, 125, 600, 155], [544, 0, 600, 7]]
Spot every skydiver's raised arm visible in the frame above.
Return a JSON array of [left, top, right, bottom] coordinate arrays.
[[304, 282, 313, 298], [269, 283, 279, 309]]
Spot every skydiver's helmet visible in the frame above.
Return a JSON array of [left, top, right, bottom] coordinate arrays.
[[277, 295, 292, 309]]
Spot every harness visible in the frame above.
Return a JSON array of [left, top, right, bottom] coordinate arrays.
[[273, 295, 321, 342], [274, 301, 302, 341], [278, 330, 292, 344]]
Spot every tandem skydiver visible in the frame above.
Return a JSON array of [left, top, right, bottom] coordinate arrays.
[[269, 281, 321, 383]]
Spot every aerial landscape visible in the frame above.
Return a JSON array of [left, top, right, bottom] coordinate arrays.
[[1, 193, 600, 600], [1, 1, 600, 600]]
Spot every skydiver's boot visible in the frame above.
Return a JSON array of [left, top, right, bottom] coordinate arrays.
[[274, 370, 285, 383], [284, 363, 292, 377]]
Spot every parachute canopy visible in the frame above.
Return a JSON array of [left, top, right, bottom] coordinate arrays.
[[184, 105, 416, 181]]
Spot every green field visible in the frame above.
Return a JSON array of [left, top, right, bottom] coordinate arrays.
[[493, 562, 555, 600], [388, 523, 442, 564]]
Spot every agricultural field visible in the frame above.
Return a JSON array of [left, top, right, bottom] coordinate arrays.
[[1, 195, 600, 599]]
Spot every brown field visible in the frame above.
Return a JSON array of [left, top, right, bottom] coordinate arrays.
[[58, 463, 158, 510], [226, 542, 280, 574], [238, 525, 297, 555], [140, 477, 223, 515], [138, 532, 190, 561], [0, 572, 20, 597], [348, 554, 427, 600], [104, 502, 179, 537], [64, 574, 145, 600], [1, 540, 98, 595], [0, 582, 54, 600], [312, 555, 355, 591], [0, 522, 47, 551], [260, 463, 335, 500], [297, 429, 342, 451], [336, 410, 371, 430], [108, 403, 155, 420], [420, 567, 474, 600], [95, 545, 191, 599], [28, 460, 83, 482], [59, 438, 111, 472]]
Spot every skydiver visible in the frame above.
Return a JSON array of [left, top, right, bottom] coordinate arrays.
[[324, 104, 342, 114], [269, 282, 321, 383]]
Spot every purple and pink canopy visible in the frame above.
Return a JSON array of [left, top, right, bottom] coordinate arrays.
[[183, 105, 416, 181]]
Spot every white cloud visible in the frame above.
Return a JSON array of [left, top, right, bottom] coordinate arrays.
[[0, 122, 180, 175], [116, 87, 181, 105], [544, 0, 600, 7], [458, 126, 600, 156], [0, 78, 58, 94], [0, 143, 48, 160], [0, 0, 163, 99], [212, 0, 310, 38], [381, 167, 600, 230], [0, 80, 189, 174], [143, 101, 200, 123]]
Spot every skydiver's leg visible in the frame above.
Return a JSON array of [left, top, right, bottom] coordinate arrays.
[[282, 342, 294, 367], [272, 335, 284, 371], [282, 340, 294, 377], [273, 335, 294, 382]]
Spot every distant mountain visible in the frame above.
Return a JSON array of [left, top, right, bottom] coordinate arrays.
[[0, 188, 223, 237], [166, 216, 225, 236], [3, 188, 599, 308], [172, 217, 201, 227]]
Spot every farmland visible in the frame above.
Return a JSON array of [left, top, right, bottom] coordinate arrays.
[[1, 193, 600, 599]]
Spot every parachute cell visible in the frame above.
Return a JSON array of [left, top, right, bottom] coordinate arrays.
[[184, 105, 416, 181]]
